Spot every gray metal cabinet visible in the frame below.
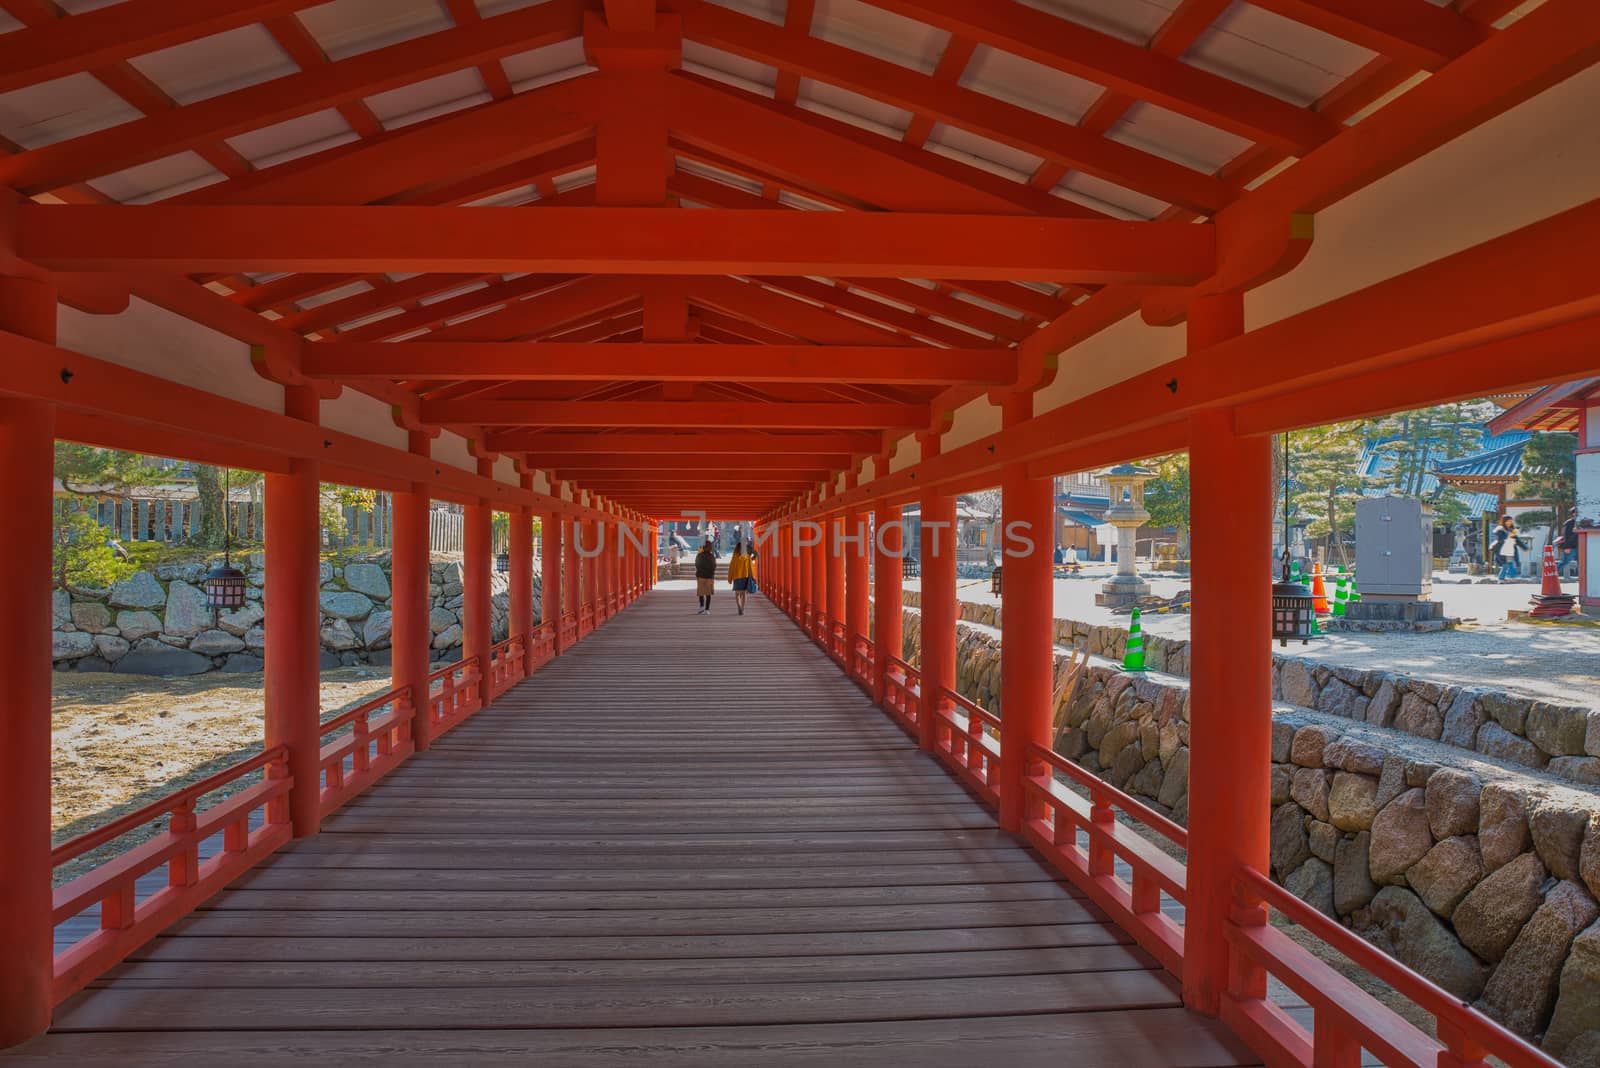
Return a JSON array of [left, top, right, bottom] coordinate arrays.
[[1355, 497, 1433, 597]]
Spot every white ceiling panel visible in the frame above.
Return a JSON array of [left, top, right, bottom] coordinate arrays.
[[705, 0, 786, 27], [298, 0, 451, 62], [811, 0, 949, 75], [86, 150, 225, 203], [474, 0, 554, 14], [225, 108, 356, 166], [553, 164, 596, 192], [1106, 101, 1254, 174], [960, 45, 1103, 125], [683, 41, 778, 95], [926, 124, 1041, 182], [797, 79, 911, 136], [503, 39, 592, 90], [778, 190, 839, 211], [1185, 2, 1376, 107], [128, 25, 296, 106], [364, 68, 489, 129], [1012, 0, 1175, 46], [1053, 172, 1169, 220], [296, 281, 373, 309], [0, 72, 140, 150], [676, 156, 764, 196]]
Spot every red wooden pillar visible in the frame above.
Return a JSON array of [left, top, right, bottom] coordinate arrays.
[[810, 502, 826, 635], [1184, 294, 1273, 1015], [391, 455, 432, 751], [563, 514, 580, 637], [826, 511, 845, 638], [798, 516, 816, 626], [0, 276, 57, 1048], [581, 518, 599, 628], [463, 478, 492, 707], [542, 509, 564, 653], [997, 393, 1053, 833], [872, 500, 903, 704], [845, 500, 869, 646], [919, 433, 957, 753], [265, 384, 323, 839], [509, 504, 533, 676]]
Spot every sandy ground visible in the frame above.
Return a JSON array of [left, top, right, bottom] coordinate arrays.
[[909, 565, 1600, 708], [51, 667, 397, 841]]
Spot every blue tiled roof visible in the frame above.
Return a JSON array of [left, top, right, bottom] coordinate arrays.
[[1057, 491, 1109, 508], [1357, 428, 1530, 496], [1432, 440, 1527, 481], [1057, 509, 1102, 527]]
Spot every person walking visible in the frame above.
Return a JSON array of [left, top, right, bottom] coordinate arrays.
[[1491, 514, 1523, 581], [729, 542, 754, 615], [694, 538, 717, 613], [1557, 507, 1579, 577]]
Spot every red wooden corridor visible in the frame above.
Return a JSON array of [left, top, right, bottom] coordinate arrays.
[[5, 585, 1257, 1066], [2, 0, 1598, 1063]]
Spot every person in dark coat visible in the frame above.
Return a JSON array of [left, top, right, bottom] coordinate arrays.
[[694, 538, 717, 614], [1556, 507, 1579, 576]]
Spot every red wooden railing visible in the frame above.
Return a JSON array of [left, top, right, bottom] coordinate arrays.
[[425, 656, 481, 740], [1225, 868, 1562, 1068], [579, 603, 595, 635], [486, 636, 524, 700], [931, 686, 1001, 808], [1022, 742, 1187, 973], [881, 654, 920, 737], [317, 687, 414, 818], [527, 620, 557, 671], [561, 612, 579, 648], [850, 635, 874, 687], [50, 746, 292, 1004]]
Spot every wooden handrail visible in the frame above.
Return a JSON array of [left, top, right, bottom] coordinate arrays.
[[52, 745, 289, 866], [1230, 868, 1563, 1068], [1030, 741, 1187, 848], [318, 686, 412, 738]]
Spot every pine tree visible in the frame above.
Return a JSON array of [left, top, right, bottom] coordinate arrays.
[[1142, 453, 1190, 556], [1514, 431, 1578, 524]]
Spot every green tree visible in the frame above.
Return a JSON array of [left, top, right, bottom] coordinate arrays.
[[318, 484, 379, 542], [1141, 453, 1191, 555], [194, 466, 265, 548], [1514, 431, 1578, 520], [1285, 421, 1371, 562], [54, 444, 163, 520], [53, 509, 138, 590]]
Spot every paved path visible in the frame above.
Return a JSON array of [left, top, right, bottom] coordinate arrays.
[[9, 583, 1256, 1067]]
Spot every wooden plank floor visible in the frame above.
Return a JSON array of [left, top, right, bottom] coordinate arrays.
[[9, 582, 1259, 1066]]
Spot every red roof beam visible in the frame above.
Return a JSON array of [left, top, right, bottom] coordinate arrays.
[[419, 399, 928, 429]]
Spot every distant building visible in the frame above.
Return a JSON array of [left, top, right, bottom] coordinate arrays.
[[1490, 379, 1598, 608]]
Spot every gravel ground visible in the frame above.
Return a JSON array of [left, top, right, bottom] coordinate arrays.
[[910, 566, 1599, 708]]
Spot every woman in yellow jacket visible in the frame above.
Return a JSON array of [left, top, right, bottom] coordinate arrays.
[[728, 542, 754, 616]]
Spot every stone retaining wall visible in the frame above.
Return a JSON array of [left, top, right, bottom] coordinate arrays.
[[898, 609, 1600, 1063], [52, 553, 531, 676], [900, 592, 1600, 788]]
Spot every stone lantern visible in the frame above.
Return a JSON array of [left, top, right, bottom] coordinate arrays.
[[1094, 463, 1156, 608]]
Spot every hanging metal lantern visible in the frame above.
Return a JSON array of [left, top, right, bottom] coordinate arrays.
[[203, 561, 248, 611], [496, 552, 511, 573], [1272, 570, 1317, 646], [990, 564, 1003, 597], [204, 467, 249, 611], [1273, 433, 1316, 646]]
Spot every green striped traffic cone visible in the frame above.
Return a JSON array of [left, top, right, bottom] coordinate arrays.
[[1123, 608, 1147, 672], [1333, 567, 1350, 617], [1348, 566, 1362, 603], [1289, 560, 1303, 584]]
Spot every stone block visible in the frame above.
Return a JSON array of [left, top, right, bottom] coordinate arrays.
[[161, 580, 211, 638], [1425, 768, 1481, 839], [1533, 800, 1591, 881], [1328, 772, 1379, 832], [52, 588, 72, 625], [1395, 691, 1444, 739], [1370, 788, 1432, 884], [1528, 702, 1592, 758], [432, 623, 463, 649], [114, 644, 213, 676], [1156, 748, 1188, 809], [1551, 757, 1600, 785], [1545, 920, 1600, 1061], [1309, 820, 1339, 864], [51, 631, 95, 660], [1271, 802, 1310, 878], [1454, 852, 1546, 963], [1365, 678, 1401, 728], [1319, 677, 1368, 720], [1290, 723, 1336, 768], [1279, 659, 1318, 707], [217, 601, 264, 637], [221, 653, 265, 673], [1441, 689, 1486, 749], [1334, 831, 1377, 915], [69, 601, 112, 633], [1406, 835, 1482, 918], [92, 634, 129, 662], [319, 591, 375, 621], [1324, 736, 1384, 776], [1478, 783, 1532, 872], [1364, 886, 1488, 1000], [1290, 767, 1332, 822], [343, 561, 391, 600], [1271, 764, 1292, 806], [1476, 721, 1550, 769], [1481, 881, 1600, 1037], [321, 619, 361, 652], [109, 571, 165, 609], [1285, 857, 1335, 917], [362, 609, 393, 650], [189, 629, 245, 656], [1271, 719, 1295, 763]]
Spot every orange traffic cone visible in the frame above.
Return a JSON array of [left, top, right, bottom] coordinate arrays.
[[1311, 563, 1330, 616], [1529, 545, 1577, 618]]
